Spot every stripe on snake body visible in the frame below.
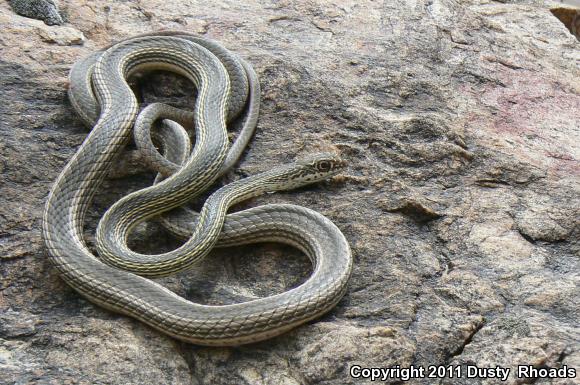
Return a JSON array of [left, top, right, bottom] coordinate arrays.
[[43, 33, 353, 345]]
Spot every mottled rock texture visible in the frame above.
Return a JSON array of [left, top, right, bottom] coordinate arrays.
[[7, 0, 64, 26], [0, 1, 579, 384]]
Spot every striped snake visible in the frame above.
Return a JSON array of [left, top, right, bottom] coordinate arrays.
[[42, 32, 353, 345]]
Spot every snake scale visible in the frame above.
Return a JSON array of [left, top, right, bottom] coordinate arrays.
[[42, 31, 353, 345]]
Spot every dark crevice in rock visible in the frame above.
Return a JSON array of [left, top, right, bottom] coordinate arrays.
[[516, 228, 537, 244], [550, 7, 580, 41], [381, 198, 443, 223], [515, 225, 572, 246], [175, 342, 199, 384], [474, 178, 511, 188], [443, 320, 485, 364], [555, 347, 570, 364]]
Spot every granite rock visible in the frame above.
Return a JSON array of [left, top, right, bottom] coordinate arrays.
[[0, 1, 578, 384], [8, 0, 64, 26]]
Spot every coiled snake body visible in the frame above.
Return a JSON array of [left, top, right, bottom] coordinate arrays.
[[42, 32, 352, 345]]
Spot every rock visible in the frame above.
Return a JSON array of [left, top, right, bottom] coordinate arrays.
[[0, 309, 38, 338], [8, 0, 63, 26], [0, 1, 579, 385], [37, 25, 84, 46], [550, 4, 580, 40]]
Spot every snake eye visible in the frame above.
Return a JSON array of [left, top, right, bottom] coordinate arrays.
[[317, 160, 331, 172]]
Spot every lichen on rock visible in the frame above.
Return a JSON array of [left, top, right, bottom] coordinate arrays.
[[8, 0, 64, 26]]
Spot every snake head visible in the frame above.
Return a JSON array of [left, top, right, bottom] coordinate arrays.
[[275, 152, 346, 190], [258, 153, 347, 193], [297, 153, 347, 176]]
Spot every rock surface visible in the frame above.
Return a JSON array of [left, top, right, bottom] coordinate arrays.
[[0, 0, 578, 384], [7, 0, 64, 26]]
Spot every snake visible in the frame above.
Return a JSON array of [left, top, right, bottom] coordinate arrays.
[[42, 32, 353, 345]]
